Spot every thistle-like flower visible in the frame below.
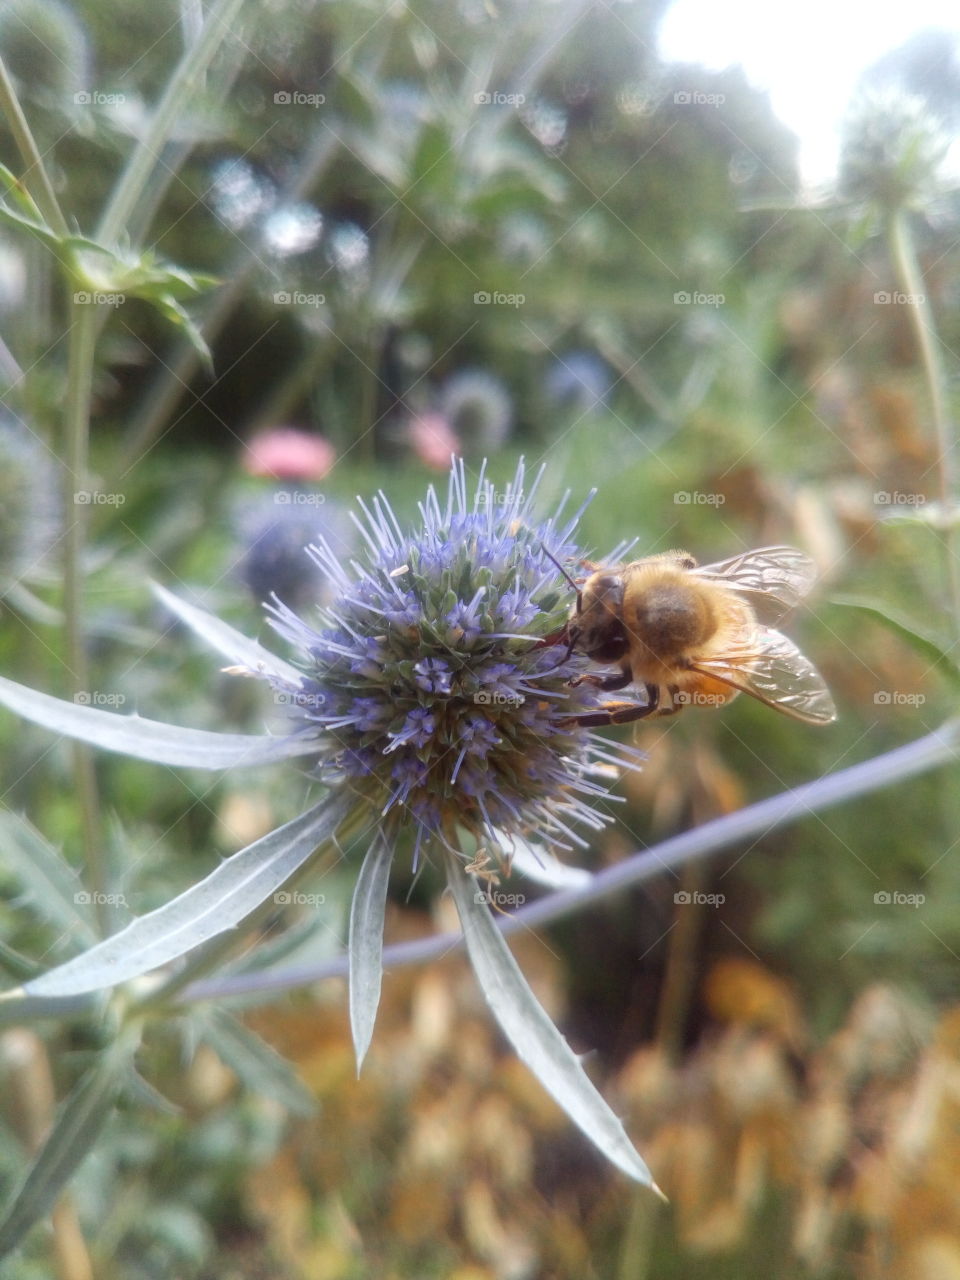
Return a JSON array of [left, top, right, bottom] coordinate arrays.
[[0, 458, 656, 1189], [260, 458, 637, 867], [838, 89, 950, 212]]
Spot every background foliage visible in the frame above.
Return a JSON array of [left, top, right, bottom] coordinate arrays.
[[1, 0, 960, 1276]]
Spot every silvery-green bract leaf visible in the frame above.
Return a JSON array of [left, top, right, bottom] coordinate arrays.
[[151, 582, 306, 687], [0, 675, 317, 768], [348, 834, 393, 1073], [0, 813, 98, 944], [7, 794, 353, 1000], [446, 856, 660, 1191]]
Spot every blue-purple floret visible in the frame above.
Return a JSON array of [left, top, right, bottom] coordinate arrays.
[[264, 459, 641, 860]]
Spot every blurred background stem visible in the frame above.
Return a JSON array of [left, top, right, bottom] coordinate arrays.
[[888, 208, 960, 637], [64, 303, 106, 929], [0, 54, 68, 238]]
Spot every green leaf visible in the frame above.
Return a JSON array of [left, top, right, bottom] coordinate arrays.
[[829, 595, 960, 690], [0, 169, 115, 257], [0, 939, 43, 983], [445, 855, 661, 1191], [8, 792, 355, 1000], [0, 674, 321, 768], [0, 164, 44, 219], [0, 1039, 132, 1258], [202, 1010, 315, 1115], [69, 243, 216, 299], [0, 813, 98, 944], [147, 293, 214, 372], [333, 69, 377, 132], [0, 201, 62, 252], [348, 834, 393, 1073], [66, 242, 217, 366], [412, 120, 454, 191], [0, 165, 69, 252]]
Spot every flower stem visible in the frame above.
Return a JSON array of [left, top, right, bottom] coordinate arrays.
[[0, 54, 69, 237], [64, 301, 105, 929], [888, 208, 960, 635]]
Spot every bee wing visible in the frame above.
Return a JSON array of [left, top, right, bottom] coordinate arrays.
[[692, 546, 817, 623], [690, 627, 837, 724]]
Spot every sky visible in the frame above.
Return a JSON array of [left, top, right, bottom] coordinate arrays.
[[658, 0, 960, 187]]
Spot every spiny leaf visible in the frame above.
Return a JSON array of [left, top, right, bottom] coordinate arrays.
[[348, 834, 394, 1073], [0, 674, 320, 768], [5, 793, 354, 1000], [202, 1010, 316, 1116], [446, 855, 661, 1192], [150, 582, 306, 687], [0, 813, 98, 944]]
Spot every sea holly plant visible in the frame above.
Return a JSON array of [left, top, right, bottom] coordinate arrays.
[[0, 459, 661, 1218]]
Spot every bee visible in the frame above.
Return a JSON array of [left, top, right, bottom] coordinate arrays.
[[542, 545, 836, 729]]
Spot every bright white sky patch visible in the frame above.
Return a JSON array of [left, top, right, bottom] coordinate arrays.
[[658, 0, 960, 186]]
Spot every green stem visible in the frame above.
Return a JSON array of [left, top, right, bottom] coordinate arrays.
[[64, 302, 106, 931], [96, 0, 246, 247], [0, 52, 108, 927], [888, 208, 960, 635], [0, 54, 68, 237]]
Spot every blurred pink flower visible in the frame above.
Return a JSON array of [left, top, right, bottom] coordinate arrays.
[[408, 411, 460, 470], [243, 428, 336, 480]]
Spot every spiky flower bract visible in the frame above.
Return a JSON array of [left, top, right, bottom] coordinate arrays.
[[264, 458, 639, 867]]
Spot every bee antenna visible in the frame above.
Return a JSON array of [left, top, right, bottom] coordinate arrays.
[[540, 544, 580, 594]]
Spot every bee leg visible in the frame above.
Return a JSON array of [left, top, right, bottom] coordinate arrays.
[[564, 683, 661, 728], [565, 700, 657, 728], [570, 668, 633, 693]]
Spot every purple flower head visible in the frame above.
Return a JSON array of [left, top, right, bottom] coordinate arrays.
[[265, 458, 641, 859]]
